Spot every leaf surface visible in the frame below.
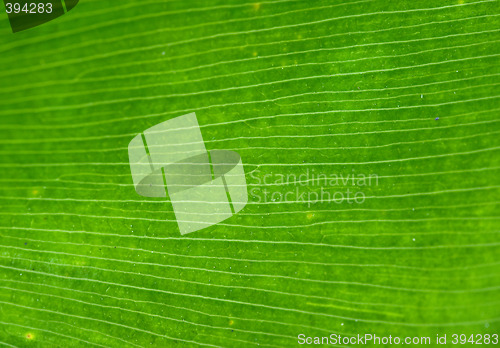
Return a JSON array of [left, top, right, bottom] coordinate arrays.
[[0, 0, 499, 346]]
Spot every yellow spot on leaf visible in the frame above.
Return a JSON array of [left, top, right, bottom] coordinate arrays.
[[307, 213, 314, 219], [26, 333, 34, 339], [252, 51, 258, 57], [252, 3, 261, 11], [229, 320, 234, 326]]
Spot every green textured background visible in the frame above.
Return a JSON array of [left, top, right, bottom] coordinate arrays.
[[0, 0, 499, 346]]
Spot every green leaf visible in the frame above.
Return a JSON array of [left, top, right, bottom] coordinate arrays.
[[0, 0, 499, 346]]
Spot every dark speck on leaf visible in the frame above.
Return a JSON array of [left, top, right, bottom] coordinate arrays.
[[435, 117, 439, 120], [24, 242, 27, 245]]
